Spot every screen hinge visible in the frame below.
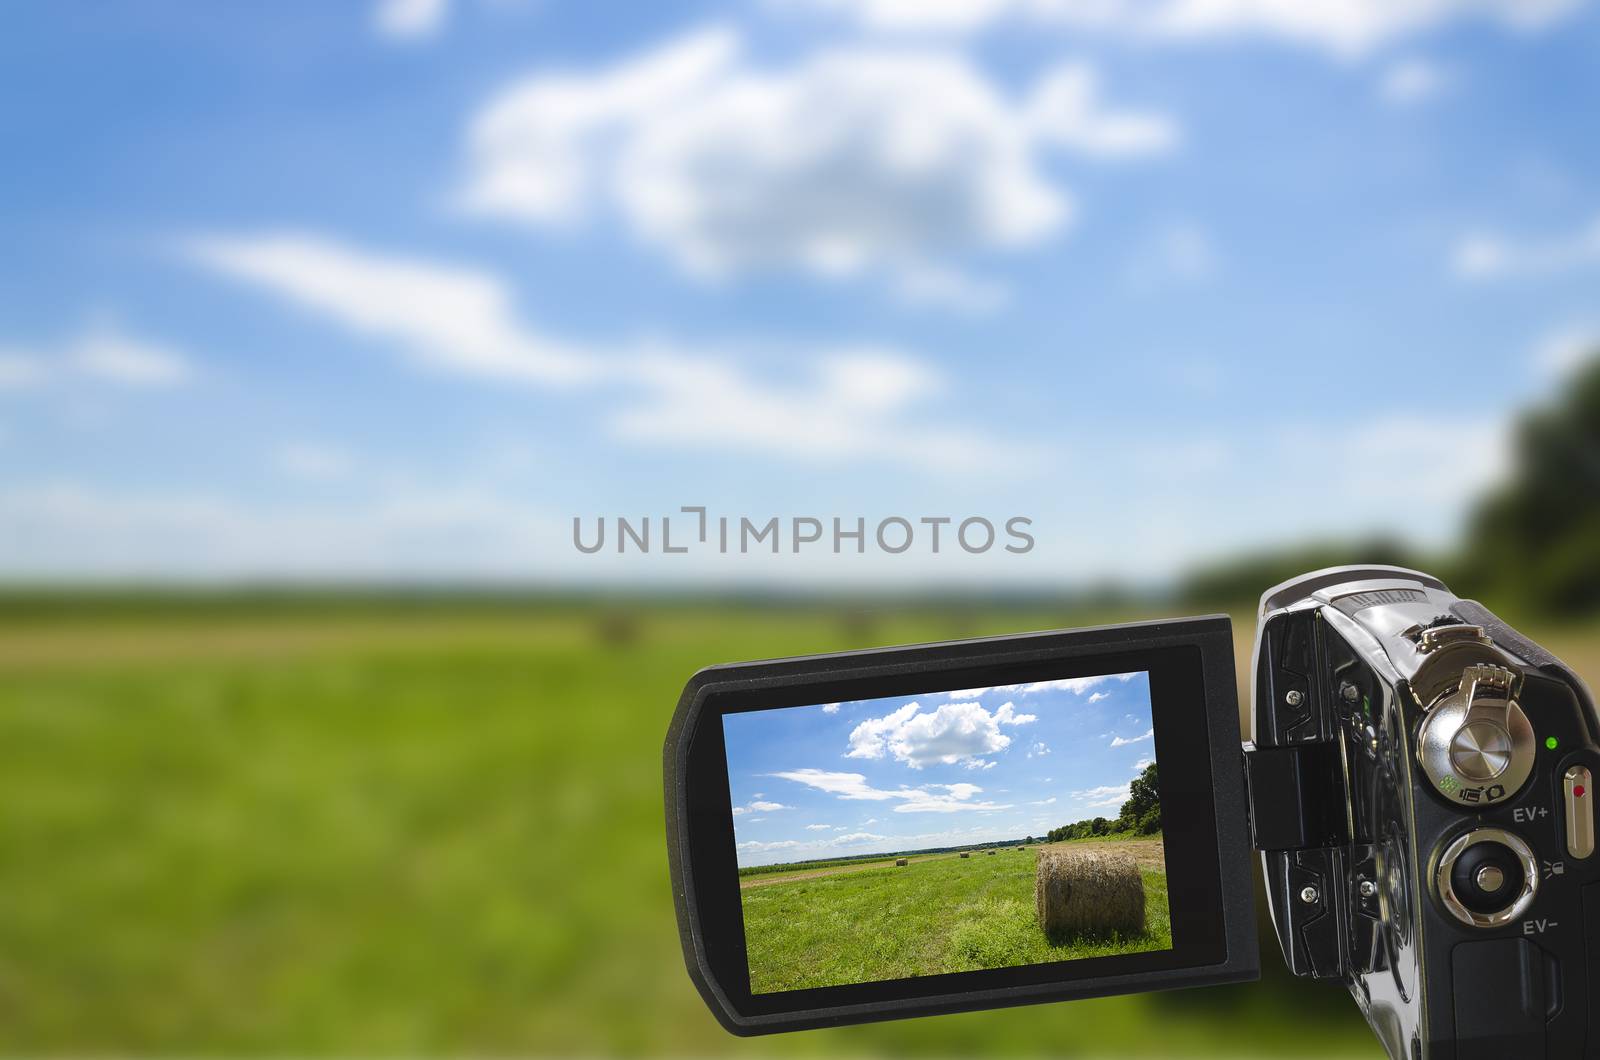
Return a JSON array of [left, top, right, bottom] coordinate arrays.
[[1243, 742, 1349, 852]]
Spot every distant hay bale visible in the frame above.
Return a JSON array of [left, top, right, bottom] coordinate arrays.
[[1036, 849, 1145, 942], [987, 849, 996, 855], [895, 858, 909, 867], [593, 610, 641, 647], [839, 610, 878, 645], [959, 852, 970, 858]]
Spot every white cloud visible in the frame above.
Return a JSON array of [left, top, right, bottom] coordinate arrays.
[[805, 823, 833, 831], [846, 698, 1036, 767], [1028, 740, 1050, 757], [1088, 691, 1109, 703], [1148, 0, 1578, 55], [732, 799, 790, 816], [1331, 414, 1510, 509], [821, 703, 841, 714], [770, 769, 1011, 812], [611, 348, 1025, 473], [0, 480, 558, 579], [892, 782, 1010, 813], [185, 232, 1025, 473], [944, 673, 1138, 699], [737, 839, 802, 853], [892, 265, 1010, 315], [273, 442, 357, 482], [1071, 783, 1130, 810], [993, 701, 1037, 726], [374, 0, 450, 40], [787, 0, 1583, 55], [1110, 727, 1153, 747], [1378, 58, 1450, 104], [1450, 215, 1600, 280], [71, 330, 191, 385], [1031, 796, 1057, 805], [772, 769, 901, 800], [833, 831, 889, 844], [457, 27, 1174, 290], [0, 328, 192, 390], [186, 233, 597, 386], [844, 702, 924, 760], [1134, 757, 1153, 771]]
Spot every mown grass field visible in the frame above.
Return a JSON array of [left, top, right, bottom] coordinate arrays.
[[5, 596, 1589, 1055], [742, 843, 1169, 993]]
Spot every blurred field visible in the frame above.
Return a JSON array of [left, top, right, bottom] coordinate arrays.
[[742, 842, 1168, 993], [2, 596, 1591, 1056]]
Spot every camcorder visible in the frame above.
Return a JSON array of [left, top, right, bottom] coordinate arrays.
[[663, 566, 1600, 1059]]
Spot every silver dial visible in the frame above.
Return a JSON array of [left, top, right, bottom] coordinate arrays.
[[1416, 664, 1535, 805]]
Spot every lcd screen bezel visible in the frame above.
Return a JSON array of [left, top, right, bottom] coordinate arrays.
[[664, 615, 1258, 1035]]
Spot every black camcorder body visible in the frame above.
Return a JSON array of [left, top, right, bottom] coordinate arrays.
[[1249, 567, 1600, 1058], [664, 566, 1600, 1059]]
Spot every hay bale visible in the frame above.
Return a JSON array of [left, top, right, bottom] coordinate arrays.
[[987, 849, 995, 855], [593, 610, 641, 647], [895, 858, 909, 867], [1036, 849, 1145, 942], [959, 852, 970, 858]]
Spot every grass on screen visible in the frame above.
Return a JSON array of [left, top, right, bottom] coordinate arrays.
[[742, 848, 1168, 993]]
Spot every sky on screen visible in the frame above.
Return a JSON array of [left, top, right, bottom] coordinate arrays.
[[2, 2, 1598, 583], [724, 670, 1153, 866]]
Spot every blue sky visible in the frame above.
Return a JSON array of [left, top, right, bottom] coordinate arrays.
[[724, 671, 1153, 866], [2, 2, 1598, 584]]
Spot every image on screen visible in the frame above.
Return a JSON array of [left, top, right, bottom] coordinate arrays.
[[722, 672, 1169, 994]]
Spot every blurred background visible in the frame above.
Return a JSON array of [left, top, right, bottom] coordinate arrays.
[[2, 1, 1598, 1055]]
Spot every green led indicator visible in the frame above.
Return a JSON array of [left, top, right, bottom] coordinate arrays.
[[1546, 736, 1560, 751]]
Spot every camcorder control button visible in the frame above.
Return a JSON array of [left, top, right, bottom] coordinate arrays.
[[1450, 841, 1527, 916], [1564, 765, 1594, 859], [1417, 664, 1535, 805], [1448, 721, 1514, 781], [1435, 828, 1540, 928]]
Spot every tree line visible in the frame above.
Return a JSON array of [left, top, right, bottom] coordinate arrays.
[[1045, 762, 1160, 842]]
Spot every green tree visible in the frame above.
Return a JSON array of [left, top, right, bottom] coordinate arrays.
[[1462, 352, 1600, 617], [1118, 763, 1159, 834]]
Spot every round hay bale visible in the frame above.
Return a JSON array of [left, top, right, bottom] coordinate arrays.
[[895, 858, 909, 867], [987, 849, 996, 855], [593, 610, 642, 647], [959, 852, 970, 858], [1036, 849, 1145, 942]]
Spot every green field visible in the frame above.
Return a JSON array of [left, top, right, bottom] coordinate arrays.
[[6, 596, 1588, 1055], [742, 846, 1169, 993]]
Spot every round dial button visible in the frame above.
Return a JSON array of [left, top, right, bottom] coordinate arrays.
[[1449, 839, 1528, 915], [1435, 828, 1539, 928], [1449, 721, 1514, 781], [1417, 664, 1535, 805]]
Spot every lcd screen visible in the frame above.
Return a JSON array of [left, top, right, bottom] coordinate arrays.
[[721, 671, 1170, 994]]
